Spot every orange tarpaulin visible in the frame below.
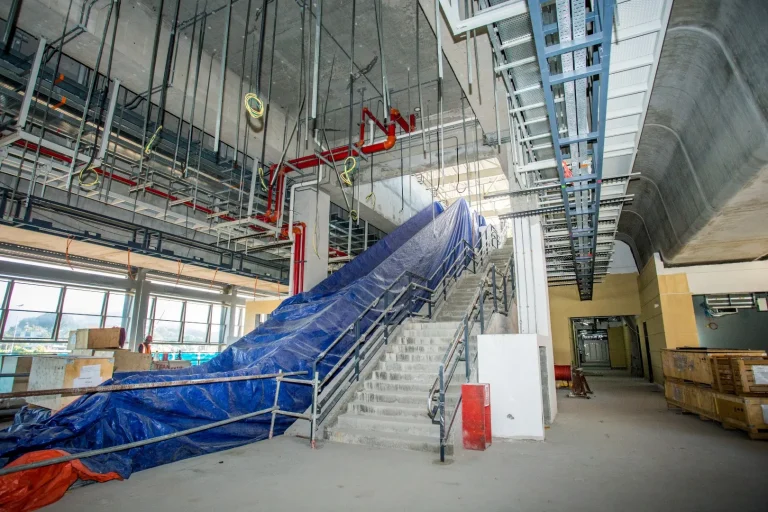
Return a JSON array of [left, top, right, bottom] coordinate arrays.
[[0, 449, 122, 511]]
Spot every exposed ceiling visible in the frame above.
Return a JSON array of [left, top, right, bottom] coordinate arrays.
[[619, 0, 768, 267], [166, 0, 467, 139]]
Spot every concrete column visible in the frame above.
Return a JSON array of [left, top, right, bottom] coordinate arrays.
[[128, 269, 150, 350], [293, 188, 330, 292], [512, 216, 557, 422], [225, 286, 239, 345]]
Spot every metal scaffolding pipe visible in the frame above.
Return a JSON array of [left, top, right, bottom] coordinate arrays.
[[0, 371, 308, 400]]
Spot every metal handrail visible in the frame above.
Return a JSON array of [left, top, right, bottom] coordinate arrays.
[[426, 234, 516, 462], [426, 262, 495, 420], [309, 228, 495, 430]]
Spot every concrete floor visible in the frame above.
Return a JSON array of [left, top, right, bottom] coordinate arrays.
[[49, 375, 768, 512]]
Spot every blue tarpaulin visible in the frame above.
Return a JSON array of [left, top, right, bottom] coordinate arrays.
[[0, 199, 478, 481]]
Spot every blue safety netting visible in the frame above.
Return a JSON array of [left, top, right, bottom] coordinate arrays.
[[0, 199, 478, 480]]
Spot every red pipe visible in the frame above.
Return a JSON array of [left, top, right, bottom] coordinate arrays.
[[265, 107, 415, 223], [11, 140, 307, 292]]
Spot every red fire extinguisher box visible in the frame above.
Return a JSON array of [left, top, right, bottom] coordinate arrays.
[[461, 383, 492, 450]]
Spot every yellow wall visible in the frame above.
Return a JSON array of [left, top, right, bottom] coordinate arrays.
[[548, 273, 641, 365], [637, 259, 700, 384], [244, 300, 283, 333], [607, 327, 627, 368]]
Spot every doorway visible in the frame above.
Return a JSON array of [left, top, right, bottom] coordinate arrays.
[[571, 316, 639, 371]]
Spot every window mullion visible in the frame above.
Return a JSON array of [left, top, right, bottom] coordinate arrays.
[[100, 291, 109, 328], [0, 280, 15, 340], [179, 301, 187, 344], [52, 286, 67, 342]]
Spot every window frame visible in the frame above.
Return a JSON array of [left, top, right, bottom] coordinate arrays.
[[146, 294, 228, 347], [0, 277, 133, 348]]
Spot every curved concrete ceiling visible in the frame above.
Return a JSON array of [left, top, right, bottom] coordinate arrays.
[[620, 0, 768, 267]]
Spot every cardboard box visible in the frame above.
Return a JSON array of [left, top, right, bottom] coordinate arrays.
[[71, 349, 151, 373], [27, 356, 114, 411], [68, 328, 123, 351]]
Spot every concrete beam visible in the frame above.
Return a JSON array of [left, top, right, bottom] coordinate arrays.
[[418, 0, 498, 134]]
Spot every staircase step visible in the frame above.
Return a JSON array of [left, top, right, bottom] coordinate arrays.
[[390, 344, 449, 354], [384, 352, 445, 362], [401, 329, 457, 337], [335, 414, 437, 437], [397, 336, 455, 345], [377, 361, 442, 372], [372, 370, 435, 382], [356, 390, 459, 406], [347, 401, 430, 419], [325, 427, 453, 455], [363, 380, 433, 393], [363, 380, 461, 393], [406, 321, 461, 330]]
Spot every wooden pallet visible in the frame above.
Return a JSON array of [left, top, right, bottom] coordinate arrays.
[[731, 358, 768, 396]]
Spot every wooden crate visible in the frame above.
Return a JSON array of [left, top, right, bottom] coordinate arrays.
[[71, 349, 151, 373], [715, 393, 768, 440], [665, 379, 718, 420], [27, 356, 114, 411], [731, 357, 768, 396], [150, 360, 192, 370], [661, 348, 766, 386], [68, 328, 123, 350]]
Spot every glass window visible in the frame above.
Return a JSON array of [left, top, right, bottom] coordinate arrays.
[[103, 316, 124, 328], [58, 314, 103, 340], [183, 322, 208, 342], [210, 323, 222, 344], [146, 295, 227, 346], [185, 302, 210, 321], [154, 298, 183, 321], [3, 311, 57, 339], [0, 341, 68, 355], [106, 293, 127, 316], [9, 283, 61, 311], [1, 278, 131, 350], [152, 320, 181, 342], [62, 288, 105, 315]]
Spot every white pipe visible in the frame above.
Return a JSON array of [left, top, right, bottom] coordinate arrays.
[[287, 166, 325, 296]]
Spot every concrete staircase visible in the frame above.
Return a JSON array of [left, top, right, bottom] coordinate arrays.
[[325, 244, 513, 454]]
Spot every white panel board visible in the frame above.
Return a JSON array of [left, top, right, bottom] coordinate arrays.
[[478, 333, 545, 440]]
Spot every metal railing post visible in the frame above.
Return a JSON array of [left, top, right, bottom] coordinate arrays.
[[438, 365, 446, 463], [463, 316, 471, 381], [479, 286, 485, 333], [384, 292, 391, 343], [443, 261, 448, 300], [310, 367, 319, 449], [268, 370, 283, 439], [354, 321, 360, 381], [492, 265, 498, 312], [473, 253, 477, 274], [503, 275, 508, 313]]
